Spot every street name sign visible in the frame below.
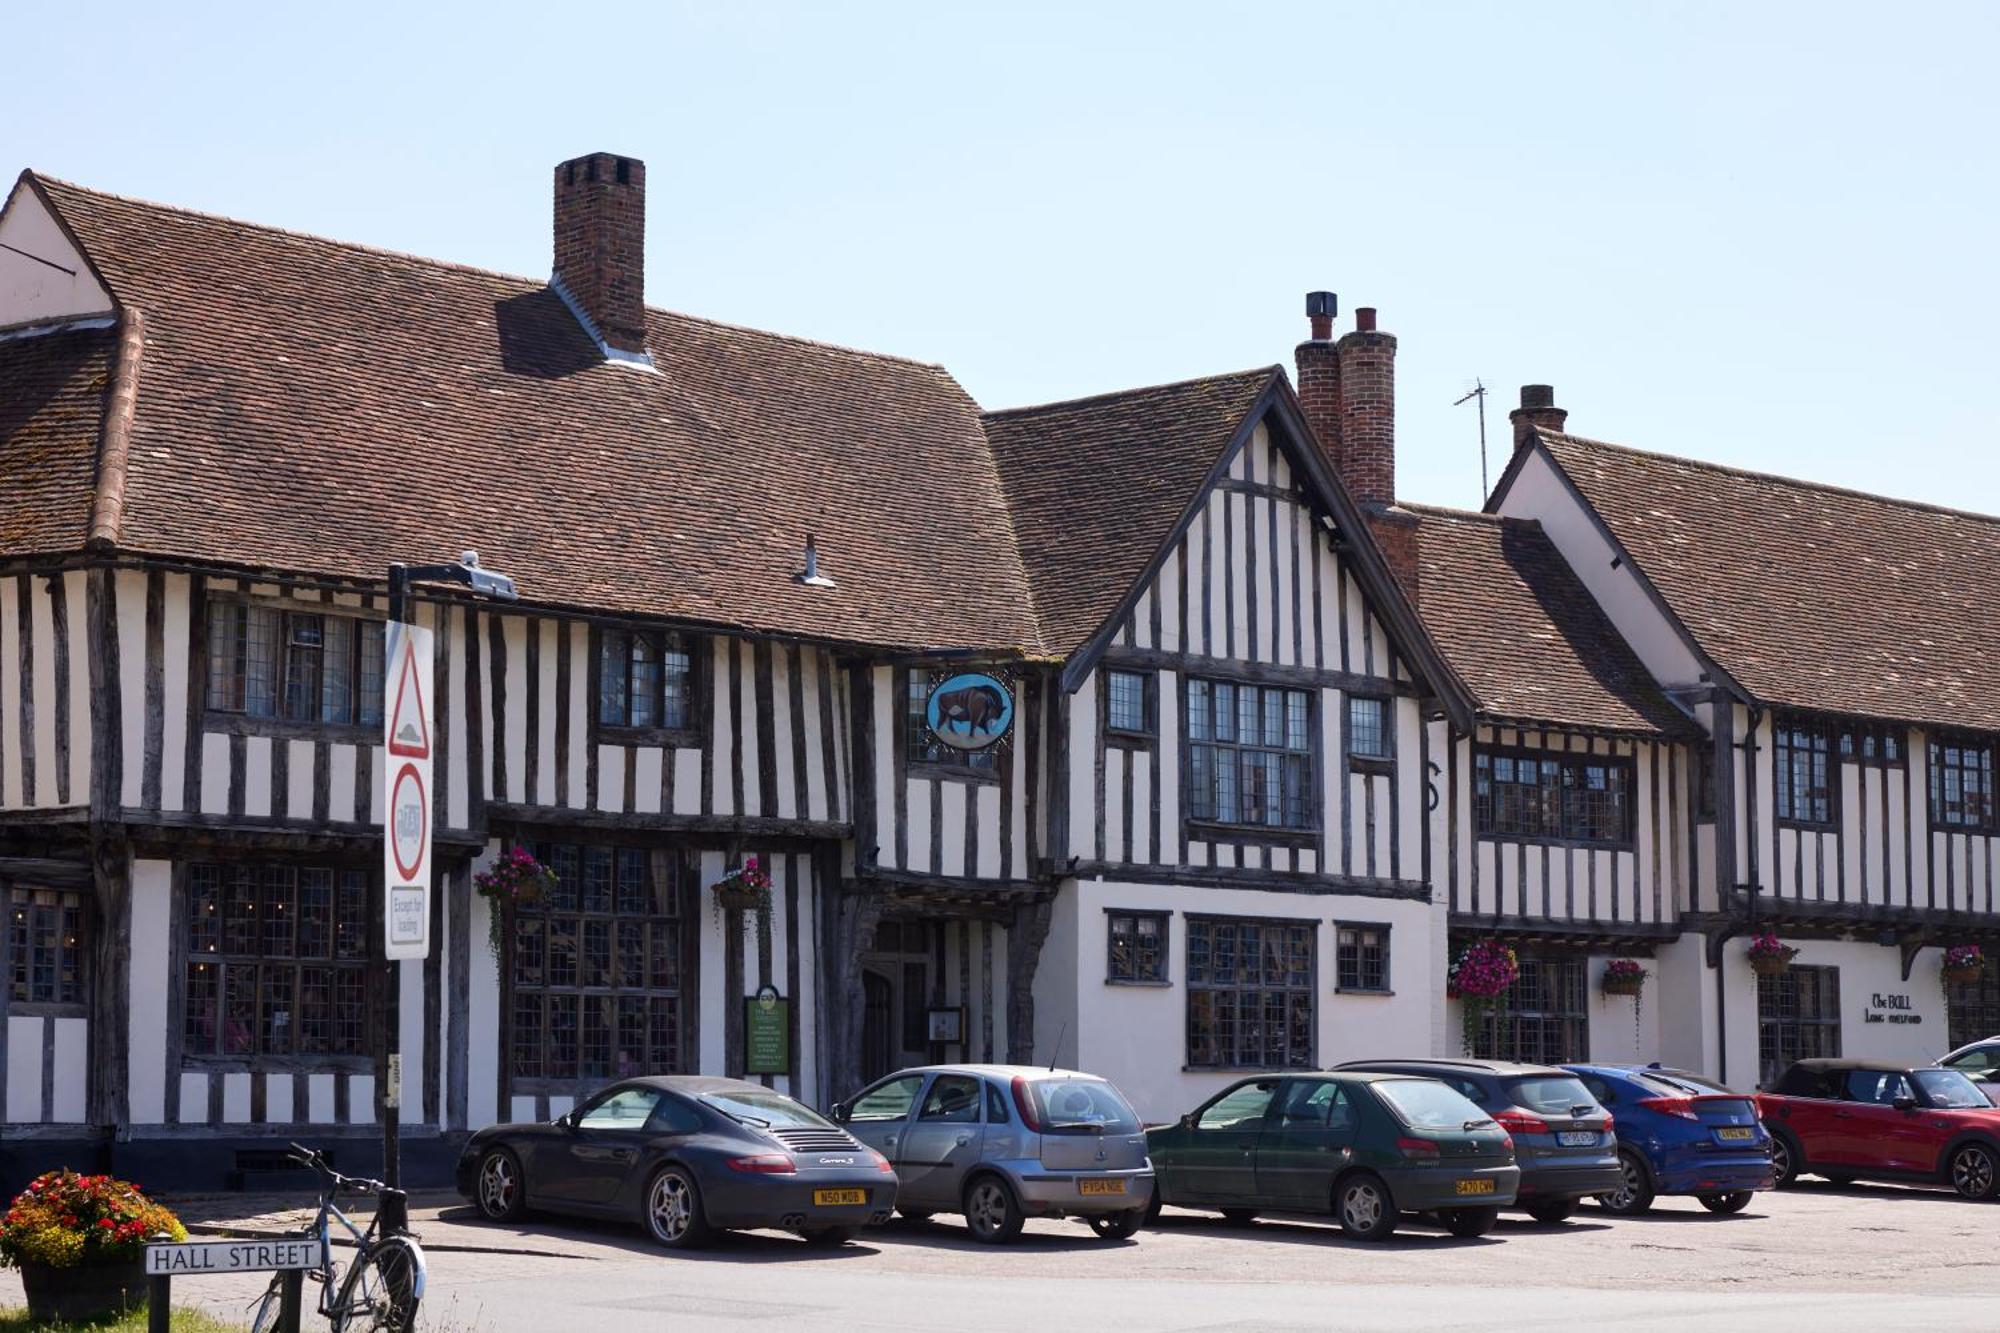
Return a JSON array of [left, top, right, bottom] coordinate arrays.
[[384, 620, 434, 960], [146, 1238, 324, 1275]]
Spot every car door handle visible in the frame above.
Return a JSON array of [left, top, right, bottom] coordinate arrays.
[[1833, 1111, 1856, 1119], [955, 1135, 973, 1147], [885, 1135, 898, 1147]]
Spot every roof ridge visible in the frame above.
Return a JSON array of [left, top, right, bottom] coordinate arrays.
[[983, 365, 1279, 421], [30, 173, 953, 376], [1540, 427, 2000, 529], [1401, 501, 1532, 526]]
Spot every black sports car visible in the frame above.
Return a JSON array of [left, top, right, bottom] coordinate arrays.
[[455, 1075, 897, 1247]]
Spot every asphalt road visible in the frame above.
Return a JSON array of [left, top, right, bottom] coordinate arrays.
[[6, 1179, 1993, 1330]]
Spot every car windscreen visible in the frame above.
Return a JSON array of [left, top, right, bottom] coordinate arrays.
[[1913, 1068, 1990, 1109], [700, 1090, 835, 1129], [1507, 1076, 1599, 1115], [1031, 1078, 1141, 1134], [1373, 1079, 1492, 1130]]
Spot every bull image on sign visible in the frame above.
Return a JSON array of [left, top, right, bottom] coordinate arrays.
[[925, 672, 1013, 750]]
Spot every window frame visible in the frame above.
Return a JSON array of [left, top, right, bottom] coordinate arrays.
[[1182, 676, 1319, 838], [1183, 914, 1317, 1072], [1334, 921, 1391, 995], [1757, 964, 1841, 1088], [1344, 695, 1394, 772], [1471, 744, 1636, 848], [7, 886, 89, 1017], [1105, 909, 1171, 987], [1103, 669, 1156, 744], [1470, 954, 1589, 1064], [591, 624, 705, 745], [1929, 733, 1999, 834], [176, 861, 375, 1071], [1772, 714, 1838, 830], [505, 842, 695, 1095], [201, 594, 386, 740]]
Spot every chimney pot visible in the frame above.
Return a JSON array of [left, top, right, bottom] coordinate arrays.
[[1354, 307, 1377, 333], [1305, 290, 1338, 341], [1509, 382, 1568, 451]]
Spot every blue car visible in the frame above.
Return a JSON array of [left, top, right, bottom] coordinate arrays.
[[1563, 1064, 1774, 1215]]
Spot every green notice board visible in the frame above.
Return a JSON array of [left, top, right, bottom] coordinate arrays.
[[745, 986, 789, 1075]]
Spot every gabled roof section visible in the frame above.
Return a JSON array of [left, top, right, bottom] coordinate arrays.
[[1406, 504, 1691, 737], [1527, 429, 2000, 733], [0, 320, 118, 556], [19, 174, 1044, 653], [985, 367, 1277, 658]]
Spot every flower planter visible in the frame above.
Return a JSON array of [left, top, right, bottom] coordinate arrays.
[[1943, 964, 1985, 985], [20, 1258, 147, 1322], [713, 885, 764, 912], [1602, 975, 1645, 997], [1749, 954, 1794, 977]]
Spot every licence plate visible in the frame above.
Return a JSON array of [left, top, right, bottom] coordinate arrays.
[[813, 1189, 866, 1206], [1557, 1131, 1597, 1147], [1716, 1127, 1755, 1142], [1454, 1178, 1496, 1196], [1078, 1178, 1127, 1197]]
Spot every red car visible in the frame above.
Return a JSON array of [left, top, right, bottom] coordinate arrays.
[[1758, 1058, 2000, 1200]]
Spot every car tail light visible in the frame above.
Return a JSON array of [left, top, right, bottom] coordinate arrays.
[[1602, 1113, 1615, 1132], [1639, 1096, 1700, 1121], [1498, 1133, 1514, 1153], [1395, 1137, 1440, 1161], [1011, 1075, 1044, 1132], [726, 1154, 797, 1175], [1493, 1109, 1547, 1136], [872, 1153, 896, 1174]]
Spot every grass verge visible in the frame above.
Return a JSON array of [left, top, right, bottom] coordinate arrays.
[[0, 1308, 241, 1332]]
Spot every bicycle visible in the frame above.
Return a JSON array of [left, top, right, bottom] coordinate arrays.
[[247, 1143, 427, 1333]]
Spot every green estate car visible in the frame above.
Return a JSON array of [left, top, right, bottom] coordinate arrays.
[[1145, 1071, 1520, 1240]]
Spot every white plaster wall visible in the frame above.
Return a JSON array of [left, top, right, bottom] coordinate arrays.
[[127, 857, 174, 1123], [0, 182, 113, 327], [1718, 939, 1954, 1090]]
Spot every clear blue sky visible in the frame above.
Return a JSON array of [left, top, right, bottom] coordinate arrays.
[[10, 1, 1997, 513]]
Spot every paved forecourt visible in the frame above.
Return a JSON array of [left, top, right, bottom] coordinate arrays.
[[3, 1180, 1991, 1330]]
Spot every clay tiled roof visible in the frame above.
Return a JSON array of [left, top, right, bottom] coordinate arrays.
[[1536, 431, 2000, 733], [0, 322, 115, 555], [19, 175, 1043, 653], [1408, 504, 1689, 736], [986, 368, 1278, 656]]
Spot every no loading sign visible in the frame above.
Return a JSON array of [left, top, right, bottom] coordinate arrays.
[[389, 762, 429, 882]]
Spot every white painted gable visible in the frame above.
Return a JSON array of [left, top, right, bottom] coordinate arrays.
[[0, 178, 113, 330]]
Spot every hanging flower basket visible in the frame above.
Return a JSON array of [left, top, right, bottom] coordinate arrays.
[[711, 856, 772, 914], [0, 1170, 187, 1322], [1747, 932, 1798, 976], [474, 845, 558, 964], [1602, 959, 1647, 997], [1943, 944, 1986, 985], [1448, 940, 1519, 1055]]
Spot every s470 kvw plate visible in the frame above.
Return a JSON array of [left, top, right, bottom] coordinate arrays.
[[1454, 1178, 1496, 1196]]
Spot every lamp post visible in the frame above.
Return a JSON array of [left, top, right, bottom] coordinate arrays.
[[380, 553, 517, 1188]]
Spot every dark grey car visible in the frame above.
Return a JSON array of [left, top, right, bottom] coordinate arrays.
[[1339, 1058, 1620, 1223]]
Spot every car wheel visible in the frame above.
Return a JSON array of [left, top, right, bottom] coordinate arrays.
[[963, 1174, 1025, 1245], [800, 1226, 859, 1246], [474, 1146, 527, 1223], [1698, 1191, 1753, 1214], [643, 1165, 712, 1249], [1437, 1206, 1497, 1239], [1219, 1208, 1260, 1226], [1334, 1173, 1397, 1242], [1598, 1151, 1655, 1216], [1086, 1209, 1145, 1240], [1768, 1133, 1802, 1188], [1949, 1143, 2000, 1200], [1524, 1198, 1577, 1225]]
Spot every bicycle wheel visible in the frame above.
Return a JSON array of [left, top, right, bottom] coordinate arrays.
[[331, 1235, 425, 1333], [247, 1272, 286, 1333]]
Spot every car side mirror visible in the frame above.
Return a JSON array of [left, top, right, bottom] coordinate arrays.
[[830, 1102, 850, 1123], [1893, 1095, 1917, 1113], [1178, 1112, 1194, 1129], [558, 1110, 579, 1131]]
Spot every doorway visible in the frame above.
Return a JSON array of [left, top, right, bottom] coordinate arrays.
[[859, 919, 937, 1082], [862, 971, 894, 1084]]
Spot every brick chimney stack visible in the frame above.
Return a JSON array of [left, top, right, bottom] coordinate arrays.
[[1509, 384, 1568, 451], [1295, 296, 1419, 602], [553, 152, 648, 358]]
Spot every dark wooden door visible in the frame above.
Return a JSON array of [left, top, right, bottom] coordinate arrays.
[[862, 971, 894, 1084]]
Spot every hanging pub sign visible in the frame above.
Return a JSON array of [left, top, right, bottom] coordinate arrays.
[[925, 672, 1014, 751]]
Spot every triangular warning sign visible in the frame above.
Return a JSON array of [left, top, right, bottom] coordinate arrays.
[[387, 631, 431, 759]]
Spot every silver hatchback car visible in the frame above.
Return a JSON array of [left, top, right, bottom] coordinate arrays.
[[831, 1064, 1154, 1243]]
